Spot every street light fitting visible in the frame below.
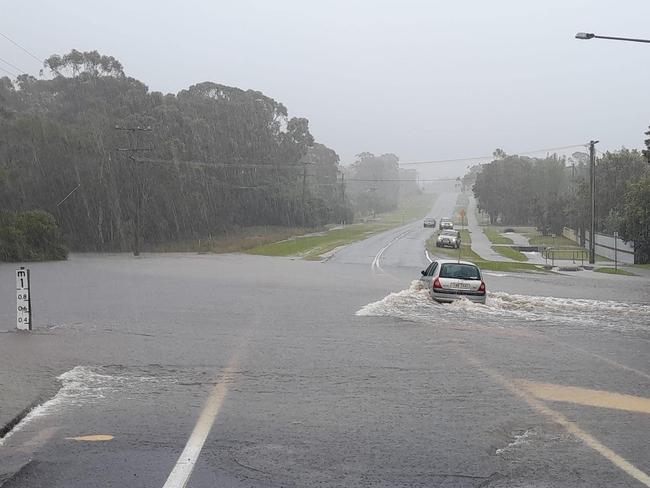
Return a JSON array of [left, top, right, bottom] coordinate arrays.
[[574, 32, 650, 43]]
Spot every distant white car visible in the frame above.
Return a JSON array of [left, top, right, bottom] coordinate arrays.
[[439, 219, 454, 230], [423, 218, 437, 228], [420, 259, 486, 304], [436, 229, 461, 249]]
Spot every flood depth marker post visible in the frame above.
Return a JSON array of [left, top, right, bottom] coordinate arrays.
[[16, 267, 32, 331]]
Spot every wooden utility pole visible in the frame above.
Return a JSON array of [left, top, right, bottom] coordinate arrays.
[[588, 140, 598, 264], [115, 126, 152, 256], [340, 172, 346, 225]]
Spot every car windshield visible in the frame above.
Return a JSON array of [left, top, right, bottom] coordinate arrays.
[[440, 263, 481, 280], [441, 230, 457, 236]]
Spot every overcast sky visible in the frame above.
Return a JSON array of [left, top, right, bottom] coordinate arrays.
[[3, 1, 649, 177]]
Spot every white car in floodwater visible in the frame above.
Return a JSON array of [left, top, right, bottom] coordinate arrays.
[[420, 259, 486, 304]]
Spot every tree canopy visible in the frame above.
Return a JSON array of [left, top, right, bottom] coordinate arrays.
[[471, 146, 650, 262], [0, 50, 350, 252]]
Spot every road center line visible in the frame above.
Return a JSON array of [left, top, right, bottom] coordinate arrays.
[[460, 350, 650, 487], [162, 354, 239, 488], [371, 228, 412, 272]]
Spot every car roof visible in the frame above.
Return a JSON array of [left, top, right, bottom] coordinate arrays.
[[435, 259, 480, 267]]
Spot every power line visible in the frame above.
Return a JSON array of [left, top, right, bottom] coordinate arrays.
[[347, 178, 459, 182], [130, 157, 310, 170], [310, 178, 459, 186], [399, 144, 587, 166], [0, 31, 42, 63], [0, 65, 16, 77], [0, 56, 27, 75]]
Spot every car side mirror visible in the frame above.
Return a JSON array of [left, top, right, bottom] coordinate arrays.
[[421, 270, 426, 276]]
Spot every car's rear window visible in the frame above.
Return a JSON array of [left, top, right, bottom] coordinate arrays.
[[440, 263, 481, 280]]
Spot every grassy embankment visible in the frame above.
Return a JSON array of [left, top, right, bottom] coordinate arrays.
[[426, 227, 550, 273], [594, 267, 636, 276], [247, 193, 438, 260], [153, 226, 317, 254], [481, 227, 528, 261]]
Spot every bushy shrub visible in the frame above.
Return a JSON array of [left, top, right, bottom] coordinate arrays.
[[0, 211, 68, 261]]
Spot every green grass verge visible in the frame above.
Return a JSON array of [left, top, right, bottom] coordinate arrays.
[[527, 234, 577, 247], [594, 267, 636, 276], [483, 228, 514, 245], [248, 192, 438, 259], [473, 260, 551, 273], [152, 226, 317, 253], [426, 229, 549, 273], [492, 245, 528, 261], [633, 263, 650, 269], [248, 225, 379, 259]]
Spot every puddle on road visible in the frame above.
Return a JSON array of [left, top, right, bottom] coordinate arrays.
[[0, 365, 216, 446], [356, 281, 650, 335]]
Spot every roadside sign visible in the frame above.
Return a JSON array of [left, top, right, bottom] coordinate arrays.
[[16, 267, 32, 331]]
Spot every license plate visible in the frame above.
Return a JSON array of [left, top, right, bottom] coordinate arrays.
[[450, 282, 471, 289]]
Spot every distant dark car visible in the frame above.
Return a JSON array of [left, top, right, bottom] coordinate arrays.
[[423, 218, 436, 228]]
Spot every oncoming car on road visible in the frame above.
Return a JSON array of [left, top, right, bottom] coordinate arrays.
[[423, 217, 436, 228], [420, 260, 486, 304], [439, 218, 454, 230], [436, 229, 461, 248]]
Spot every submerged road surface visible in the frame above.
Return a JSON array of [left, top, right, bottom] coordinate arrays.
[[1, 201, 649, 487]]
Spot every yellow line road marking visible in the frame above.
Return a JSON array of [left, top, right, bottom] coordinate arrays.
[[459, 350, 650, 487], [65, 434, 113, 442], [517, 380, 650, 414], [162, 354, 240, 488]]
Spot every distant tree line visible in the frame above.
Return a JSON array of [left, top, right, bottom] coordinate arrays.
[[346, 152, 420, 217], [0, 50, 353, 255], [471, 143, 650, 262]]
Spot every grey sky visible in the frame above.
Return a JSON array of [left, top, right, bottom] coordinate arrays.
[[3, 1, 649, 177]]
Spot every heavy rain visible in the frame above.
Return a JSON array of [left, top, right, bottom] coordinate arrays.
[[1, 2, 649, 487]]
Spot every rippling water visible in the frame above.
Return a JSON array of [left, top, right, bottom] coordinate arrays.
[[357, 280, 650, 335]]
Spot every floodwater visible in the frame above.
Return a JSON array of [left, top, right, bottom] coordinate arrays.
[[357, 280, 650, 338]]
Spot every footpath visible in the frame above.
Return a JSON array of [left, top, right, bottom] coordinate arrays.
[[466, 197, 511, 262]]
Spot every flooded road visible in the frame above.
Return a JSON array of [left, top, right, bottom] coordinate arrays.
[[0, 218, 649, 487], [358, 280, 650, 338]]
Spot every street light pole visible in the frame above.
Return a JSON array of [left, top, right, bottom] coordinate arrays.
[[588, 140, 598, 264], [575, 32, 650, 44]]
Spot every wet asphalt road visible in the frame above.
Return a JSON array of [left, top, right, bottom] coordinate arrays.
[[0, 195, 649, 487]]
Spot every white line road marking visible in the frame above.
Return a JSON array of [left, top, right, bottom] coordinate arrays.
[[461, 350, 650, 487], [562, 344, 650, 381], [162, 355, 239, 488], [425, 250, 433, 263], [371, 228, 412, 273]]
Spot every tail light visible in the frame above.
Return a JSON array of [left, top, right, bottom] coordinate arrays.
[[478, 281, 486, 293], [433, 278, 442, 289]]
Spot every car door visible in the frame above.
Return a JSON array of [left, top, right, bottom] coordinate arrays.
[[420, 261, 438, 288]]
